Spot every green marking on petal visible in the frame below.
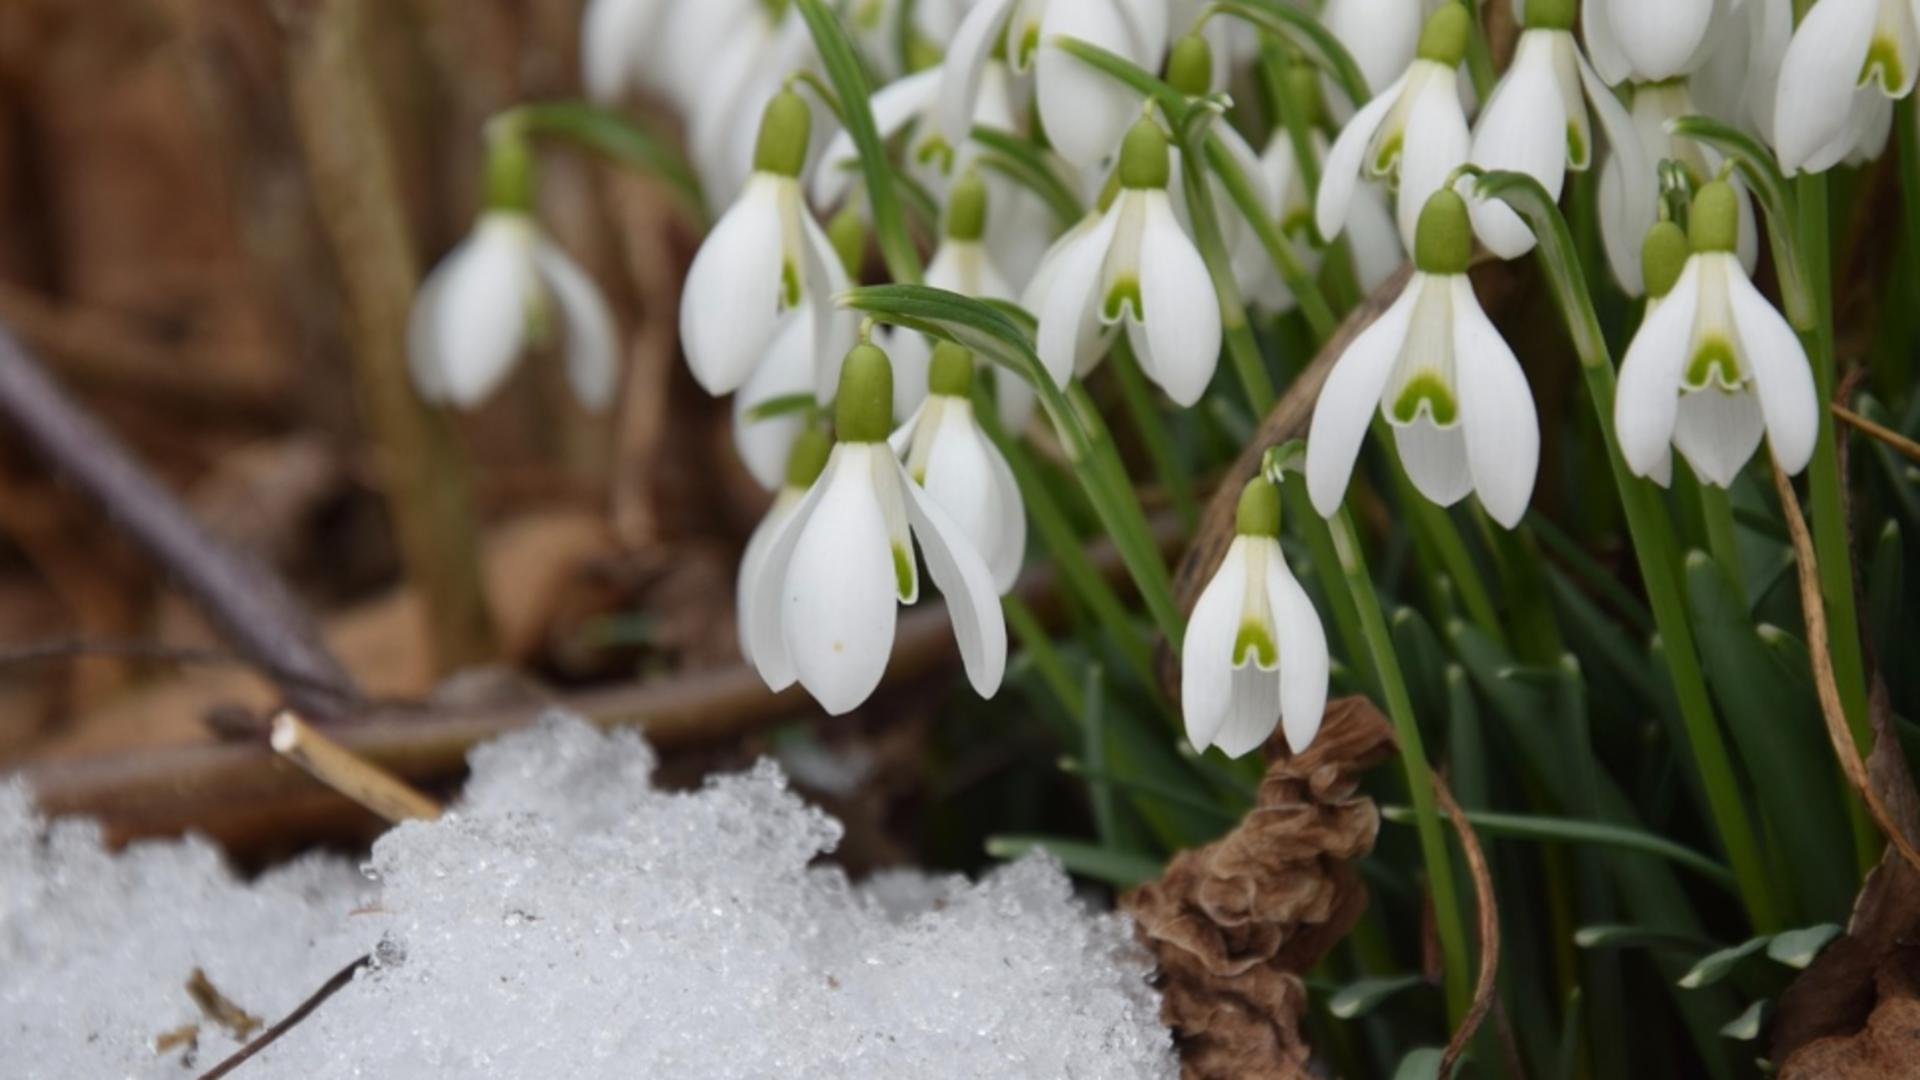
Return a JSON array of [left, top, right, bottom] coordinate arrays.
[[781, 259, 802, 309], [1863, 34, 1907, 94], [1370, 131, 1403, 177], [1391, 371, 1460, 425], [1103, 276, 1143, 322], [1566, 123, 1588, 170], [893, 543, 915, 600], [1685, 337, 1744, 390], [1018, 25, 1040, 67], [1234, 621, 1278, 668], [915, 134, 956, 175]]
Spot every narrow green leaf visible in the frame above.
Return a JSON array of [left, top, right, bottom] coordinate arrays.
[[1766, 924, 1841, 969], [503, 101, 707, 222], [1080, 666, 1120, 846], [1391, 1047, 1446, 1080], [984, 835, 1162, 887], [1214, 0, 1373, 105], [1327, 974, 1428, 1019], [1720, 998, 1768, 1041], [1380, 804, 1735, 888], [1058, 757, 1243, 823], [742, 392, 818, 422], [1678, 936, 1770, 989], [1573, 924, 1717, 953], [968, 126, 1084, 227]]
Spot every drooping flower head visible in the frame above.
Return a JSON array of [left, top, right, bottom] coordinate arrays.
[[1772, 0, 1919, 173], [1307, 188, 1541, 527], [1181, 476, 1330, 757], [1615, 182, 1818, 487]]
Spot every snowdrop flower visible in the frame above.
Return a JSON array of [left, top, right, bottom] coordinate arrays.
[[1035, 117, 1222, 404], [1467, 0, 1650, 259], [1583, 0, 1717, 84], [738, 426, 830, 666], [1321, 0, 1427, 118], [888, 172, 1036, 430], [890, 343, 1028, 592], [747, 342, 1007, 714], [1306, 189, 1540, 527], [681, 89, 856, 400], [1181, 476, 1330, 757], [939, 0, 1169, 169], [1317, 3, 1474, 251], [733, 311, 820, 490], [410, 212, 617, 411], [1596, 79, 1757, 295], [1615, 182, 1818, 487], [1773, 0, 1917, 172]]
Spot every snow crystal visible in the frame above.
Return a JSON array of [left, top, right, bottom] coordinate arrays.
[[0, 714, 1175, 1079]]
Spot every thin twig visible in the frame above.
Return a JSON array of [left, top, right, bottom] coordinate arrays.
[[1770, 456, 1920, 875], [0, 325, 359, 718], [0, 638, 370, 709], [271, 712, 443, 822], [1832, 402, 1920, 464], [1435, 775, 1500, 1080], [195, 954, 370, 1080]]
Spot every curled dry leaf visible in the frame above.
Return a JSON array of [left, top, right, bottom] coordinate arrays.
[[1121, 697, 1395, 1080]]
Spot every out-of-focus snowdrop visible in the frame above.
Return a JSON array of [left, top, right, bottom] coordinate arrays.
[[849, 0, 971, 80], [1690, 0, 1793, 132], [890, 342, 1028, 592], [1171, 0, 1259, 93], [1320, 0, 1428, 119], [1583, 0, 1718, 84], [681, 90, 857, 400], [940, 0, 1169, 169], [410, 212, 617, 411], [1034, 117, 1223, 405], [1596, 79, 1758, 295], [1316, 3, 1474, 251], [1467, 0, 1650, 258], [733, 312, 820, 490], [747, 342, 1007, 715], [887, 172, 1036, 429], [1307, 189, 1540, 527], [1180, 476, 1329, 758], [1773, 0, 1917, 172], [738, 425, 830, 666], [685, 4, 820, 204], [1615, 182, 1817, 487]]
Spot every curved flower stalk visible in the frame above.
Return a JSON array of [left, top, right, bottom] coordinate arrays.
[[409, 212, 617, 411], [1172, 0, 1259, 93], [1316, 2, 1474, 251], [1181, 476, 1330, 758], [887, 173, 1036, 429], [1320, 0, 1429, 117], [1582, 0, 1718, 84], [738, 425, 831, 666], [1162, 35, 1279, 300], [890, 342, 1029, 592], [1596, 79, 1758, 295], [1466, 0, 1651, 259], [1615, 181, 1818, 487], [1034, 117, 1223, 405], [1306, 188, 1540, 528], [681, 90, 856, 400], [746, 341, 1008, 715], [1773, 0, 1918, 172], [939, 0, 1170, 169]]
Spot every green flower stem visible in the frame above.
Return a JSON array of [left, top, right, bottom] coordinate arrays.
[[1176, 120, 1279, 415], [1109, 337, 1200, 530], [1289, 484, 1377, 692], [1326, 502, 1474, 1022], [1368, 419, 1509, 648], [1003, 592, 1087, 716], [1067, 381, 1188, 648], [1203, 133, 1339, 341], [1256, 41, 1322, 198], [493, 101, 706, 224], [978, 394, 1162, 697], [796, 0, 924, 283], [1696, 481, 1745, 607], [969, 125, 1085, 227], [1462, 2, 1496, 103], [1476, 169, 1781, 932]]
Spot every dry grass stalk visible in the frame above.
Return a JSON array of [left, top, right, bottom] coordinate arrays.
[[1434, 776, 1499, 1079], [270, 711, 442, 823]]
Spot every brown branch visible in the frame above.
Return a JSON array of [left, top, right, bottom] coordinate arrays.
[[1435, 776, 1500, 1080], [271, 711, 443, 823], [1770, 456, 1920, 876], [1832, 403, 1920, 465], [196, 954, 370, 1080], [0, 325, 358, 718]]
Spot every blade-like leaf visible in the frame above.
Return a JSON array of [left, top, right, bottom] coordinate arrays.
[[1766, 924, 1841, 969], [1328, 974, 1428, 1019], [1214, 0, 1373, 106], [1678, 936, 1770, 989], [984, 835, 1163, 887]]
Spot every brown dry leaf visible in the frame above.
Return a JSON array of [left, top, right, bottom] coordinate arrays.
[[1121, 696, 1395, 1080], [1779, 948, 1920, 1078]]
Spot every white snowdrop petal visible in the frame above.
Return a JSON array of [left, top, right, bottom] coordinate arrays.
[[985, 437, 1028, 593], [1135, 193, 1222, 407], [734, 312, 816, 490], [1614, 259, 1704, 478], [1036, 209, 1121, 386], [1468, 35, 1568, 257], [1673, 384, 1766, 486], [408, 255, 455, 403], [1577, 50, 1655, 258], [1346, 182, 1407, 293], [1771, 0, 1879, 173], [582, 0, 658, 103], [1395, 71, 1473, 251], [1267, 549, 1330, 754], [1725, 266, 1820, 474], [1037, 0, 1143, 168], [1180, 538, 1250, 752], [888, 328, 937, 421], [1394, 418, 1475, 507], [747, 455, 837, 690], [785, 447, 901, 715], [814, 69, 943, 207], [1452, 277, 1539, 528], [737, 488, 803, 667], [531, 238, 620, 410], [1583, 0, 1634, 84], [681, 178, 788, 395], [1610, 0, 1715, 80], [940, 0, 1019, 145], [1306, 276, 1422, 517], [1317, 70, 1412, 243], [431, 220, 536, 408], [1323, 0, 1419, 102], [1209, 666, 1284, 759], [1596, 156, 1644, 295], [898, 459, 1009, 698], [920, 404, 1003, 576], [802, 209, 859, 403]]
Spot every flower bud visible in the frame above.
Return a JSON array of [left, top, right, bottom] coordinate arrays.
[[1166, 34, 1213, 96], [835, 343, 895, 442], [1118, 117, 1171, 190], [1414, 188, 1473, 275], [753, 89, 812, 178], [1640, 220, 1690, 299], [1234, 476, 1283, 538], [828, 205, 868, 277], [784, 426, 833, 488], [1416, 3, 1472, 66], [929, 342, 976, 397], [1688, 181, 1739, 255], [946, 171, 989, 242]]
